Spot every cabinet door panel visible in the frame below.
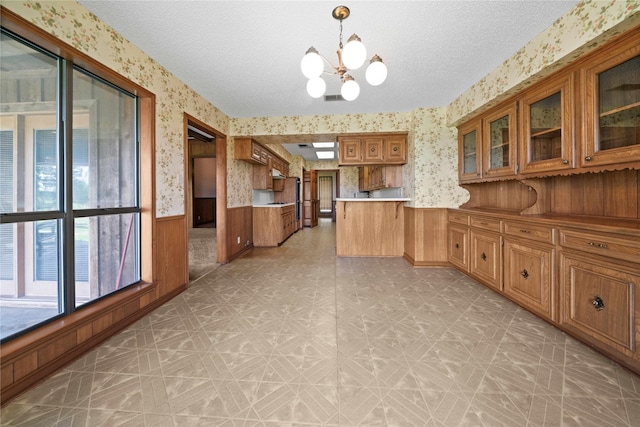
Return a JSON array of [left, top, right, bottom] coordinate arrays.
[[339, 138, 361, 164], [470, 230, 501, 290], [504, 240, 555, 320], [483, 104, 517, 179], [458, 121, 482, 183], [363, 138, 384, 163], [582, 36, 640, 168], [519, 74, 574, 175], [560, 253, 639, 354], [385, 136, 407, 163], [448, 225, 469, 272]]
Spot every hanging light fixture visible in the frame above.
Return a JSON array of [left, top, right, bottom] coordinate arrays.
[[300, 5, 388, 101]]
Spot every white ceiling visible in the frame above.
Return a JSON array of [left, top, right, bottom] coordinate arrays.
[[78, 0, 578, 120]]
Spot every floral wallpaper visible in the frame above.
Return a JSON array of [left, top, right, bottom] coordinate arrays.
[[6, 0, 638, 215], [448, 0, 640, 126], [410, 109, 469, 207]]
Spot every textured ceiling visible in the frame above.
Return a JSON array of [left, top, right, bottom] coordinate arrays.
[[78, 0, 578, 119]]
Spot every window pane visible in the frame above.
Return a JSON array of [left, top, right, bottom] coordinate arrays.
[[489, 115, 510, 169], [0, 221, 62, 341], [73, 68, 137, 209], [0, 31, 59, 214], [75, 213, 139, 308]]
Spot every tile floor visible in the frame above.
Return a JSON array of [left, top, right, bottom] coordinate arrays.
[[2, 218, 640, 426]]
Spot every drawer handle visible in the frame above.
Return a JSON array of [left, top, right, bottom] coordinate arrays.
[[370, 146, 376, 152], [562, 159, 569, 164], [592, 296, 605, 311], [585, 156, 592, 161], [481, 252, 487, 261], [519, 229, 531, 234], [587, 242, 609, 249], [455, 243, 459, 249], [393, 146, 399, 152], [521, 269, 529, 279]]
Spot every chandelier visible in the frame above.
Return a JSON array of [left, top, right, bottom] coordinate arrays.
[[300, 5, 388, 101]]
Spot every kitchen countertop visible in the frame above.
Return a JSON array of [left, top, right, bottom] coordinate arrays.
[[253, 202, 296, 208], [336, 198, 411, 202]]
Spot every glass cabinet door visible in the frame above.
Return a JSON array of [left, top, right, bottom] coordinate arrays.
[[483, 104, 517, 179], [519, 74, 573, 175], [583, 41, 640, 168], [458, 120, 482, 183]]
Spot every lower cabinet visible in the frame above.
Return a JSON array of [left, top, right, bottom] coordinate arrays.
[[447, 208, 640, 373], [253, 205, 296, 247], [503, 239, 555, 321], [448, 225, 469, 272], [470, 229, 501, 291], [559, 252, 640, 361]]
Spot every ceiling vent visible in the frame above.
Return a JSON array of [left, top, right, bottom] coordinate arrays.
[[324, 94, 345, 102]]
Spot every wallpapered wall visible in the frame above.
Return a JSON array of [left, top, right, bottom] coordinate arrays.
[[5, 1, 639, 216]]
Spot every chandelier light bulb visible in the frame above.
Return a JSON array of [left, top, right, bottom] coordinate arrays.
[[342, 34, 366, 70], [341, 75, 360, 101], [301, 47, 324, 79], [365, 55, 387, 86], [306, 76, 326, 98]]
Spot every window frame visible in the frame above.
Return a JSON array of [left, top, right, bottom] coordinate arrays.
[[0, 23, 153, 343]]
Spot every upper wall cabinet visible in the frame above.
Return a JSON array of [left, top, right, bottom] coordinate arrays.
[[519, 73, 575, 176], [458, 120, 482, 183], [482, 103, 517, 180], [338, 134, 407, 166], [581, 39, 640, 170]]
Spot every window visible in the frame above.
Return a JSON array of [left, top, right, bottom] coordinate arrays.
[[0, 29, 141, 341]]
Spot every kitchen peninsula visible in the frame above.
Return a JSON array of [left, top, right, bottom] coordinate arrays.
[[336, 198, 410, 256]]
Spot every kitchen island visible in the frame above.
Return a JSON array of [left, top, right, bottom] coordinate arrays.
[[336, 198, 410, 257]]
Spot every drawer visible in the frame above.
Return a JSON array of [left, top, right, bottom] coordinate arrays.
[[560, 229, 640, 264], [448, 211, 469, 226], [470, 215, 501, 233], [560, 253, 639, 354], [504, 221, 555, 245]]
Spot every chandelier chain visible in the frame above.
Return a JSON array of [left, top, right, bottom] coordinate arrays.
[[339, 19, 344, 49]]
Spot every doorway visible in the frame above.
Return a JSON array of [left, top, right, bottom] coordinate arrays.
[[184, 114, 227, 281]]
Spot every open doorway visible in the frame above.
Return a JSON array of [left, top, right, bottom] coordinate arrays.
[[184, 114, 227, 281]]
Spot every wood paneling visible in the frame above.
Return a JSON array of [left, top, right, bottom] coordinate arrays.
[[226, 206, 253, 260], [403, 207, 448, 266], [336, 201, 404, 257], [156, 215, 188, 296], [461, 180, 537, 211], [550, 170, 639, 218]]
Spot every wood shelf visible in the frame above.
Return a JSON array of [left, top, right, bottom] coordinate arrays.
[[531, 127, 562, 138], [600, 101, 640, 118]]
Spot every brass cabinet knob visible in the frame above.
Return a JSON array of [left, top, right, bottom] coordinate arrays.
[[592, 296, 605, 311], [562, 159, 569, 164], [585, 156, 592, 161], [521, 269, 529, 279]]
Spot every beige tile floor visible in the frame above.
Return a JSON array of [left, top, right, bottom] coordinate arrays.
[[2, 218, 640, 426]]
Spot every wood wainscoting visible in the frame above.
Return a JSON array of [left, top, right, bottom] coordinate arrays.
[[226, 206, 254, 261], [156, 215, 189, 295], [404, 207, 449, 266]]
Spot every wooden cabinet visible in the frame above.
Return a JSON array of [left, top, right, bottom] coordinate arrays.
[[504, 239, 555, 321], [469, 225, 501, 291], [456, 27, 639, 183], [252, 161, 273, 190], [235, 137, 290, 191], [359, 165, 403, 191], [458, 120, 482, 183], [581, 35, 640, 169], [519, 73, 575, 176], [338, 134, 407, 165], [448, 224, 469, 272], [336, 200, 404, 256], [482, 103, 517, 180], [560, 252, 640, 362], [253, 205, 296, 247]]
